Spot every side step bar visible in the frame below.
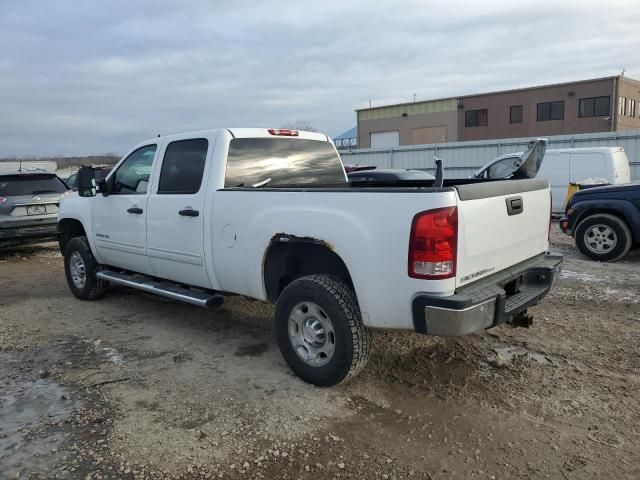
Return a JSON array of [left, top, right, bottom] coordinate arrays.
[[96, 270, 224, 308]]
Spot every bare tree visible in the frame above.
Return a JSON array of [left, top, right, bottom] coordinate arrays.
[[280, 120, 317, 132]]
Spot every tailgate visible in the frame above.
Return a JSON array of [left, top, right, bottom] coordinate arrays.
[[455, 178, 550, 287]]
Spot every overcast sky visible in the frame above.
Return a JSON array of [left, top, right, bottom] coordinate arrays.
[[1, 0, 638, 157]]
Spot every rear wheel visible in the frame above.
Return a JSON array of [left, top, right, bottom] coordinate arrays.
[[575, 214, 632, 262], [64, 236, 109, 300], [274, 275, 371, 386]]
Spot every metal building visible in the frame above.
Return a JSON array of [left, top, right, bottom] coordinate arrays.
[[357, 76, 640, 149]]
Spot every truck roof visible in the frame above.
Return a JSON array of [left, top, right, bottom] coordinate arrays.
[[138, 128, 330, 146], [543, 146, 625, 155], [494, 146, 625, 161]]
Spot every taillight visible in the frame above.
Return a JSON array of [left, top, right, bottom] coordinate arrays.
[[267, 128, 299, 136], [0, 196, 6, 205], [408, 207, 458, 279]]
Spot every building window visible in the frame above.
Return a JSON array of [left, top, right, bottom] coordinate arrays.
[[465, 109, 488, 127], [537, 101, 564, 121], [510, 105, 523, 124], [630, 99, 636, 117], [579, 96, 611, 118], [619, 97, 625, 116]]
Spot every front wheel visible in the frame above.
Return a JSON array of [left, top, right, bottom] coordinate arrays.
[[64, 236, 109, 300], [274, 275, 371, 386], [574, 213, 632, 262]]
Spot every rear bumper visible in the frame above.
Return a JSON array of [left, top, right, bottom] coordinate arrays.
[[412, 253, 563, 336], [0, 223, 58, 242]]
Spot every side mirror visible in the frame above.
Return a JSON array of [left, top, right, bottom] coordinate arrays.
[[77, 166, 96, 197]]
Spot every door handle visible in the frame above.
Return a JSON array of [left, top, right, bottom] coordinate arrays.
[[127, 207, 143, 214], [179, 209, 199, 217], [505, 196, 523, 216]]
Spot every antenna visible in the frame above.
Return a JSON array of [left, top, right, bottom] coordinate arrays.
[[621, 68, 626, 77], [413, 93, 416, 102]]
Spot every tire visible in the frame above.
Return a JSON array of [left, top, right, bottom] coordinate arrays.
[[274, 275, 371, 386], [64, 236, 109, 300], [574, 213, 633, 262]]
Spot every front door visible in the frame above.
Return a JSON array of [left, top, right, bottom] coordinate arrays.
[[146, 137, 212, 288], [92, 144, 157, 275]]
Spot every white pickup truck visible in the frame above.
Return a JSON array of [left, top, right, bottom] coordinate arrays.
[[58, 128, 562, 386]]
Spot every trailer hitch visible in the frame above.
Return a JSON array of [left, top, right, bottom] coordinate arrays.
[[510, 310, 534, 328]]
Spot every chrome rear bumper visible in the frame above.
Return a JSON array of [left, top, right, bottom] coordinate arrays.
[[412, 253, 562, 336]]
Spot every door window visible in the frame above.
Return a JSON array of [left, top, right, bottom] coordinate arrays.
[[158, 139, 208, 194], [111, 145, 157, 195]]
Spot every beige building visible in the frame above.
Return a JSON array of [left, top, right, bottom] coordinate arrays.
[[356, 76, 640, 148]]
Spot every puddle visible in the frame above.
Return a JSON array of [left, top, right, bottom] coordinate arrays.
[[0, 352, 80, 478]]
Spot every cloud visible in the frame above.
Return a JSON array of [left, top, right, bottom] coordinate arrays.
[[0, 0, 638, 156]]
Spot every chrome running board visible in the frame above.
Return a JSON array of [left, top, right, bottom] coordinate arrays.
[[96, 270, 223, 308]]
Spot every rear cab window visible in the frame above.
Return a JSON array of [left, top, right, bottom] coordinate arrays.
[[224, 138, 346, 188], [0, 175, 67, 196]]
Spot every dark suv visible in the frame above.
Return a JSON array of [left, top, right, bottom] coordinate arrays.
[[0, 171, 68, 247], [561, 182, 640, 262]]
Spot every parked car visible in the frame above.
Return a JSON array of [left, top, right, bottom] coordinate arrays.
[[58, 128, 561, 386], [476, 145, 631, 212], [348, 168, 435, 183], [560, 182, 639, 262], [65, 167, 113, 191], [0, 171, 68, 247]]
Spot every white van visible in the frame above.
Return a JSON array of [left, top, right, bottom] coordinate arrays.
[[476, 147, 632, 212]]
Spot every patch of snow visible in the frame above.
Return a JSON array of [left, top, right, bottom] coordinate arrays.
[[92, 339, 124, 365], [560, 270, 598, 282]]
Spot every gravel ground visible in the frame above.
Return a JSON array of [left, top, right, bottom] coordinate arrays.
[[1, 225, 639, 480]]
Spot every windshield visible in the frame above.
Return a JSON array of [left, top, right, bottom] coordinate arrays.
[[0, 175, 67, 196], [487, 157, 522, 178], [225, 138, 347, 187]]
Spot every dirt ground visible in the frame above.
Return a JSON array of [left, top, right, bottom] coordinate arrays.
[[1, 226, 639, 480]]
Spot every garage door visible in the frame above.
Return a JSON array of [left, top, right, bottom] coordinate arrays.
[[412, 126, 447, 145], [370, 131, 399, 148]]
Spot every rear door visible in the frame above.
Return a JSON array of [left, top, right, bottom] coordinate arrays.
[[570, 152, 607, 183], [538, 152, 570, 212], [612, 149, 631, 184], [455, 179, 551, 287], [146, 136, 212, 288]]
